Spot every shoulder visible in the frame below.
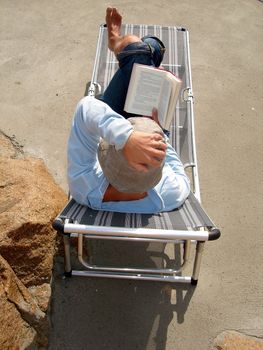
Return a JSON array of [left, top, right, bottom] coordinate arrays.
[[77, 96, 107, 109], [77, 96, 121, 118]]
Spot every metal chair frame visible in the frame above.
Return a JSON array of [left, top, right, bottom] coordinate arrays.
[[53, 24, 220, 285]]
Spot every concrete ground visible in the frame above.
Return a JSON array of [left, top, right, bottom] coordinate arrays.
[[1, 0, 263, 349]]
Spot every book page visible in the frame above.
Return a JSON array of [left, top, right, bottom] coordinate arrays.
[[164, 75, 182, 130], [124, 64, 181, 129], [127, 71, 163, 115], [158, 79, 172, 128], [124, 64, 170, 115]]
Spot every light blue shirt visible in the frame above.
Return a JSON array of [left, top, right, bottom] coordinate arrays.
[[67, 96, 190, 214]]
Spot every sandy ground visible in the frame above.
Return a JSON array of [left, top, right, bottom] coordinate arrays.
[[1, 0, 263, 349]]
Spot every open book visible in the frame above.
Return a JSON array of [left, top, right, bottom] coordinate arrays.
[[124, 63, 182, 130]]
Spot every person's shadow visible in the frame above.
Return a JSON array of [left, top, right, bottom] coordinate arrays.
[[49, 240, 195, 350]]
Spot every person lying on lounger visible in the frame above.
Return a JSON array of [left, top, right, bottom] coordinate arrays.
[[67, 7, 190, 214]]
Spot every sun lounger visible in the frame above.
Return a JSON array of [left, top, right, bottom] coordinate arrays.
[[53, 24, 221, 285]]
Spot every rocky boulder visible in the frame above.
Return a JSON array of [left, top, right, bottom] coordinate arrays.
[[0, 255, 48, 348], [0, 131, 67, 348], [211, 330, 263, 350]]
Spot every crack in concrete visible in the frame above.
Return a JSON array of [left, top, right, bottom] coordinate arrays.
[[0, 129, 24, 157]]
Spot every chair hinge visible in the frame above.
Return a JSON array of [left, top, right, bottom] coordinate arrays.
[[182, 87, 194, 102], [86, 82, 102, 97]]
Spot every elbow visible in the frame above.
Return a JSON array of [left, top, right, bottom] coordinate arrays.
[[177, 176, 191, 207], [161, 175, 190, 211], [173, 185, 190, 209]]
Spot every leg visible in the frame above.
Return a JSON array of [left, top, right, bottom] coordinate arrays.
[[106, 7, 141, 55], [101, 7, 166, 116], [191, 241, 205, 285], [101, 45, 153, 116]]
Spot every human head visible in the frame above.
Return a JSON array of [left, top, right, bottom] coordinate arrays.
[[98, 117, 165, 192]]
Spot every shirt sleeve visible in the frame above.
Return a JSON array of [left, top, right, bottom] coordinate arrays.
[[95, 141, 190, 214], [67, 97, 134, 207], [67, 97, 190, 213], [153, 141, 191, 211]]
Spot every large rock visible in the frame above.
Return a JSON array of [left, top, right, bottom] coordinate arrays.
[[0, 255, 47, 349], [0, 131, 67, 348], [212, 330, 263, 350]]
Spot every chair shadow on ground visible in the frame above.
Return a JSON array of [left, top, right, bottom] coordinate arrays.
[[49, 240, 196, 350]]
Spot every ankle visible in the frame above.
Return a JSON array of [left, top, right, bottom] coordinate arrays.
[[112, 35, 142, 55]]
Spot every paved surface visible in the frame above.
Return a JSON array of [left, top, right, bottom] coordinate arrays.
[[1, 0, 263, 349]]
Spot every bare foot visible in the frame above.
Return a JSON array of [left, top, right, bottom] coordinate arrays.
[[106, 7, 122, 51], [105, 7, 141, 55]]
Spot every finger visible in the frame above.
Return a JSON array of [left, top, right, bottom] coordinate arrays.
[[145, 151, 166, 167], [149, 157, 164, 167], [154, 148, 166, 158], [153, 140, 167, 151], [140, 147, 166, 163], [152, 133, 164, 141], [142, 145, 166, 160], [130, 162, 149, 172]]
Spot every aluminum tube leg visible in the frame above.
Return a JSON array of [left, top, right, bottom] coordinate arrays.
[[191, 241, 205, 285], [78, 234, 84, 263], [183, 240, 191, 262], [63, 235, 72, 276]]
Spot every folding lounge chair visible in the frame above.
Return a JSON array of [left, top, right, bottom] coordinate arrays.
[[53, 24, 221, 285]]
